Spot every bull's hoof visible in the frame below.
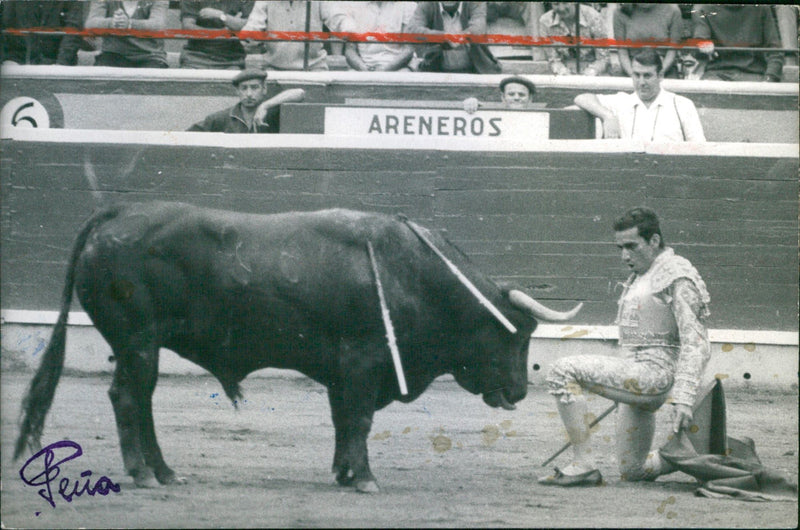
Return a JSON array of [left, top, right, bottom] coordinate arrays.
[[356, 480, 380, 494], [334, 469, 355, 487], [160, 474, 189, 486], [155, 466, 188, 486], [132, 469, 160, 489]]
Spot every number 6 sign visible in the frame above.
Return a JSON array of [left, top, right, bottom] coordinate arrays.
[[0, 97, 51, 135]]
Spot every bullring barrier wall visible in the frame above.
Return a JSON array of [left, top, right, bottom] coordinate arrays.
[[1, 129, 797, 388], [1, 65, 797, 143]]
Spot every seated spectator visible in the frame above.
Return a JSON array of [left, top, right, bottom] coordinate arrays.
[[408, 1, 501, 74], [691, 4, 784, 82], [614, 4, 683, 78], [1, 1, 87, 66], [573, 49, 705, 142], [85, 0, 169, 68], [187, 69, 305, 133], [179, 1, 254, 70], [241, 1, 352, 71], [342, 1, 416, 72], [539, 2, 609, 76], [463, 75, 536, 113], [485, 2, 546, 61]]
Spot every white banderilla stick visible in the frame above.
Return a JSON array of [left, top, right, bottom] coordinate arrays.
[[367, 241, 408, 396], [404, 221, 517, 334]]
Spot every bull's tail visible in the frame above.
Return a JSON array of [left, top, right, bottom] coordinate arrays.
[[13, 205, 122, 461]]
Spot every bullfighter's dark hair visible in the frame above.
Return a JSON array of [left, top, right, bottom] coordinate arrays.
[[613, 207, 664, 247], [631, 48, 663, 73]]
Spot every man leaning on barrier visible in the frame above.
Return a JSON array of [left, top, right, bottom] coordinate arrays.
[[187, 69, 304, 133], [539, 207, 711, 487], [573, 49, 705, 142]]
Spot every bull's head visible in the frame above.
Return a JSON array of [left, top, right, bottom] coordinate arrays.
[[454, 289, 582, 411], [403, 219, 582, 411]]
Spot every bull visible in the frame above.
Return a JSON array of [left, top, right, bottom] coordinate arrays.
[[14, 201, 581, 493]]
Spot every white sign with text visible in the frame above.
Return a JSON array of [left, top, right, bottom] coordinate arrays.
[[324, 107, 550, 140]]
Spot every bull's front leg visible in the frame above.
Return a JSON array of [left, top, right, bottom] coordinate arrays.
[[327, 384, 379, 493]]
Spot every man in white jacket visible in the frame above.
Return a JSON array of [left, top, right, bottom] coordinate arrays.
[[574, 49, 706, 142]]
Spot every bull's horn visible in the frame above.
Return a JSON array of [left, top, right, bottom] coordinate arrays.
[[508, 290, 583, 322]]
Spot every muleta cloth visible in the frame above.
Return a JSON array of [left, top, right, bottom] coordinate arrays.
[[232, 69, 267, 86], [499, 76, 536, 96], [659, 379, 798, 502]]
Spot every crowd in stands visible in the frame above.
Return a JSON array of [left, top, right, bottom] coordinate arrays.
[[1, 2, 797, 81]]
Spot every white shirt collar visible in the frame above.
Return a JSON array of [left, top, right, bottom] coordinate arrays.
[[633, 88, 672, 109]]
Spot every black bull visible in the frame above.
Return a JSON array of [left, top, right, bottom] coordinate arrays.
[[14, 202, 581, 493]]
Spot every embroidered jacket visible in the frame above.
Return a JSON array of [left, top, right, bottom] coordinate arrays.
[[616, 248, 711, 407]]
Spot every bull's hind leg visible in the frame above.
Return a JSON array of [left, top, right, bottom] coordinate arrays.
[[108, 336, 180, 487]]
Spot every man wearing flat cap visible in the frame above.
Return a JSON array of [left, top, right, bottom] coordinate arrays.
[[463, 76, 537, 114], [188, 69, 305, 133]]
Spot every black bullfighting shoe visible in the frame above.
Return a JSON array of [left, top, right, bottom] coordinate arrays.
[[538, 467, 603, 487]]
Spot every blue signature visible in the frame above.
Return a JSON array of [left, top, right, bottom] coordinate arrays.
[[19, 440, 121, 509]]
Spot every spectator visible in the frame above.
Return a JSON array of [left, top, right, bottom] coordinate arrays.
[[241, 1, 353, 71], [773, 5, 798, 66], [692, 4, 784, 82], [408, 1, 501, 74], [485, 2, 546, 61], [574, 49, 705, 142], [539, 2, 609, 76], [1, 1, 87, 66], [85, 0, 169, 68], [462, 75, 536, 113], [614, 4, 683, 78], [342, 1, 416, 72], [179, 1, 254, 70], [187, 69, 305, 133]]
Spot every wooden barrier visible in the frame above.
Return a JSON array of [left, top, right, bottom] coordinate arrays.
[[279, 103, 595, 138], [0, 65, 797, 142], [1, 129, 797, 335]]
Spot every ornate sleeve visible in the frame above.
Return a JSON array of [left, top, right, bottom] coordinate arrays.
[[669, 278, 711, 407]]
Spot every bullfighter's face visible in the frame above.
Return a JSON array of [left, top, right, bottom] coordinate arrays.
[[615, 227, 661, 275]]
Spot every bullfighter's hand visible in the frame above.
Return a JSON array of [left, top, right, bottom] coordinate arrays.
[[671, 403, 693, 433]]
